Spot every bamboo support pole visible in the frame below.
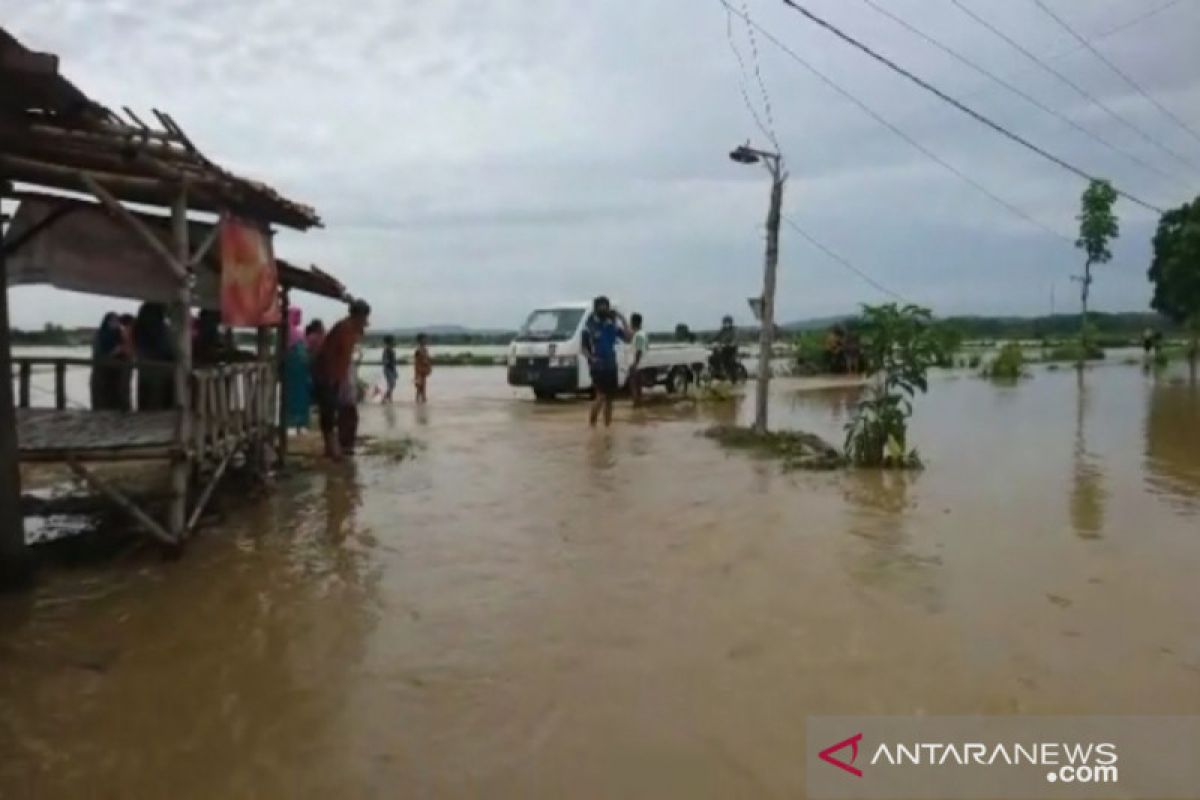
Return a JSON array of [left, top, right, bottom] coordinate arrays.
[[168, 186, 191, 540], [66, 458, 176, 547], [54, 361, 66, 410], [0, 207, 32, 587], [185, 446, 234, 535], [18, 362, 30, 408], [79, 173, 188, 282], [277, 288, 289, 466]]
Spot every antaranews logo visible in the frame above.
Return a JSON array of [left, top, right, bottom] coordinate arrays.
[[816, 732, 1118, 785], [819, 733, 864, 778], [809, 716, 1200, 800]]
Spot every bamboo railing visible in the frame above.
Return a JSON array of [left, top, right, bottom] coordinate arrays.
[[10, 357, 276, 464], [190, 363, 275, 462]]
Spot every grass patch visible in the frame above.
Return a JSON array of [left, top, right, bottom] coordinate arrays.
[[703, 424, 845, 471]]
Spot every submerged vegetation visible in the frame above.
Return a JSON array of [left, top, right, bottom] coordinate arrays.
[[981, 342, 1029, 380], [703, 425, 844, 471]]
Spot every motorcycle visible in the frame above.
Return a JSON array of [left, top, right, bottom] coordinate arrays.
[[701, 344, 749, 385]]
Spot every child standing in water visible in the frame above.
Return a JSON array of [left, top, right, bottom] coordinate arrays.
[[413, 333, 433, 404], [381, 335, 398, 403]]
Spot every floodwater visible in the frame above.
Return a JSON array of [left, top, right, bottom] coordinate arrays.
[[2, 363, 1198, 798]]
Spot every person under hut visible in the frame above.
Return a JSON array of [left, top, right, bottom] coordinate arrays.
[[89, 312, 126, 410], [132, 302, 175, 411], [284, 307, 313, 431]]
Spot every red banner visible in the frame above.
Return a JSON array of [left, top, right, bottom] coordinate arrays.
[[220, 216, 280, 326]]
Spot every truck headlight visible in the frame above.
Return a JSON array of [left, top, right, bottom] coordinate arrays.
[[550, 355, 576, 368]]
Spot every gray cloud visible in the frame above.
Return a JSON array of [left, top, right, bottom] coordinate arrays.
[[4, 0, 1199, 330]]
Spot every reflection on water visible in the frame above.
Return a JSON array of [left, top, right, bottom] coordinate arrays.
[[3, 365, 1200, 797], [1070, 370, 1108, 539], [1144, 372, 1200, 514]]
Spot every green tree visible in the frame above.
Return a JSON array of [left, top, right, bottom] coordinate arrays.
[[1148, 196, 1200, 360], [1074, 179, 1119, 359], [844, 303, 944, 468]]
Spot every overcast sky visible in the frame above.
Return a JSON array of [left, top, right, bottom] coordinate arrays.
[[4, 0, 1199, 330]]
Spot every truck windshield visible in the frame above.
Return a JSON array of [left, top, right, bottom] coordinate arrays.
[[516, 308, 585, 342]]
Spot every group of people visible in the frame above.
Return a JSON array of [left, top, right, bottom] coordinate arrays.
[[380, 333, 433, 404], [283, 300, 374, 461], [582, 295, 648, 427], [89, 303, 194, 412], [824, 324, 862, 375]]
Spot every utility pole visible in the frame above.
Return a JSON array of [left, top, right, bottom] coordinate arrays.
[[730, 143, 786, 434]]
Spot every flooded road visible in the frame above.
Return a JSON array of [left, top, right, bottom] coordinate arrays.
[[2, 364, 1198, 798]]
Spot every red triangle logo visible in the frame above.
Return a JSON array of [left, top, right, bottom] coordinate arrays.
[[819, 733, 864, 777]]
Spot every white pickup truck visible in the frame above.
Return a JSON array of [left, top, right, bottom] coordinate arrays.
[[506, 301, 709, 400]]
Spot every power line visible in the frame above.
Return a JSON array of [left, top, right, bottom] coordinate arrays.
[[1028, 0, 1200, 150], [857, 0, 1185, 192], [1091, 0, 1186, 41], [739, 0, 781, 152], [774, 0, 1165, 213], [719, 0, 1075, 244], [723, 3, 777, 153], [947, 0, 1200, 177], [782, 215, 911, 302]]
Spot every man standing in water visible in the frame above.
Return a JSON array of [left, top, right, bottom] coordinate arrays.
[[314, 299, 371, 460], [629, 312, 648, 406], [582, 296, 630, 427]]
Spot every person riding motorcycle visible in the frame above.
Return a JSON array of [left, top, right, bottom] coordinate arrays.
[[711, 315, 740, 380]]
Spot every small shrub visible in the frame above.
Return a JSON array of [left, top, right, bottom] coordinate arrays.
[[843, 303, 942, 469], [981, 342, 1028, 379]]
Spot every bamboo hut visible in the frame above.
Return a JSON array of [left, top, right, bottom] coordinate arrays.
[[0, 28, 346, 580]]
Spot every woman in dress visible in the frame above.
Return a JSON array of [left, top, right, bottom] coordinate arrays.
[[89, 312, 125, 409], [283, 307, 312, 431]]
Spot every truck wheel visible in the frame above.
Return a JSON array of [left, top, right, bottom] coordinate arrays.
[[666, 366, 693, 395], [533, 388, 556, 401]]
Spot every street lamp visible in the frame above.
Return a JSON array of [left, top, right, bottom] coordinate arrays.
[[730, 141, 786, 434]]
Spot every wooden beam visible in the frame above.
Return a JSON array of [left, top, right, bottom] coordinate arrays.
[[66, 458, 176, 547], [188, 219, 220, 269], [0, 202, 80, 259], [185, 446, 234, 535], [0, 210, 33, 587], [79, 172, 187, 282], [277, 288, 290, 466], [168, 186, 192, 540]]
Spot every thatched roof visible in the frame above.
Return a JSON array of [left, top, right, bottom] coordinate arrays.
[[0, 27, 320, 230]]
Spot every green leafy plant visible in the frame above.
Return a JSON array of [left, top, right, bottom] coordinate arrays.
[[790, 330, 829, 375], [843, 303, 943, 468], [1075, 179, 1120, 360], [982, 342, 1028, 379], [1148, 195, 1200, 361]]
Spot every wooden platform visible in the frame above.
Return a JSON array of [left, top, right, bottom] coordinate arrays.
[[16, 409, 178, 461]]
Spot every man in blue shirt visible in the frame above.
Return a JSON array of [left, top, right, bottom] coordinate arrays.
[[582, 295, 630, 427]]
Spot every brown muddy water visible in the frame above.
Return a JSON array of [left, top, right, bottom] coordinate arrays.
[[1, 363, 1198, 798]]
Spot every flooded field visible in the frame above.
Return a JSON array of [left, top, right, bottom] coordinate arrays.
[[1, 363, 1198, 798]]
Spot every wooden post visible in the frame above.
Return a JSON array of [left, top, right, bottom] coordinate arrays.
[[54, 360, 66, 410], [277, 287, 289, 467], [753, 157, 785, 435], [0, 208, 32, 588], [168, 186, 191, 542], [18, 361, 30, 408]]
